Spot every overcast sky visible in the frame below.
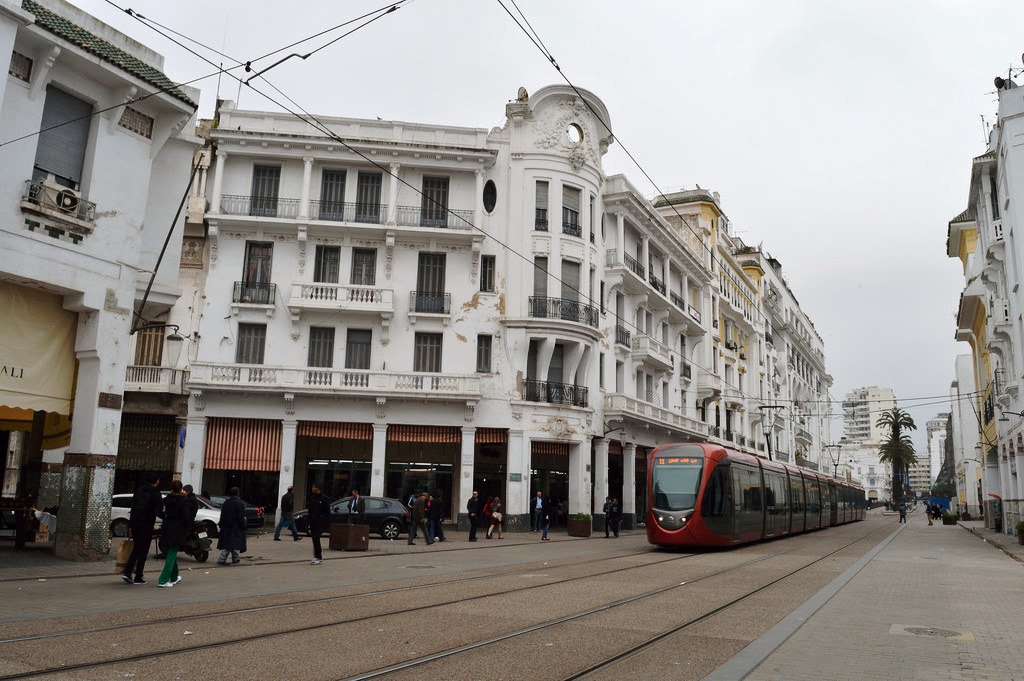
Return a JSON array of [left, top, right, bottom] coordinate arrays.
[[79, 0, 1024, 450]]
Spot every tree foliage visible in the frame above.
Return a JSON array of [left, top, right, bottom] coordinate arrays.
[[876, 407, 918, 502]]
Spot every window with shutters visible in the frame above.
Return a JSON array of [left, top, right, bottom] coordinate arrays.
[[562, 186, 581, 237], [345, 329, 372, 369], [421, 176, 449, 227], [532, 256, 548, 317], [414, 252, 447, 312], [480, 255, 496, 293], [133, 326, 164, 366], [33, 85, 92, 188], [308, 327, 335, 368], [319, 169, 347, 220], [250, 165, 280, 217], [561, 260, 580, 302], [9, 51, 32, 82], [236, 324, 266, 364], [351, 248, 377, 285], [241, 242, 273, 303], [118, 107, 154, 139], [314, 246, 340, 283], [589, 194, 595, 243], [476, 335, 492, 373], [355, 172, 383, 223], [535, 181, 549, 230], [413, 333, 443, 373]]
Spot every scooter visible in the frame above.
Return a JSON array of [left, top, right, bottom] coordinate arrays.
[[156, 522, 212, 563]]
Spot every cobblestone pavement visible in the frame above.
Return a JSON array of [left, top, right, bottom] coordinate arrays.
[[707, 511, 1024, 681]]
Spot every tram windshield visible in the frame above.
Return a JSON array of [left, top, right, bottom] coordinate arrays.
[[652, 454, 704, 511]]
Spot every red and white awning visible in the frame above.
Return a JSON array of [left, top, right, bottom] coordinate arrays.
[[205, 418, 281, 471], [297, 421, 372, 440]]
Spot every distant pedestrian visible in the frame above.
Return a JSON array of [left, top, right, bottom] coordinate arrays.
[[428, 493, 446, 542], [307, 483, 331, 564], [157, 480, 189, 588], [487, 496, 503, 539], [540, 496, 552, 541], [927, 502, 934, 526], [408, 492, 431, 545], [610, 497, 622, 537], [467, 490, 480, 542], [121, 473, 163, 585], [347, 489, 366, 525], [274, 485, 301, 541], [216, 487, 247, 566], [603, 497, 613, 538], [898, 502, 907, 524], [531, 491, 544, 532]]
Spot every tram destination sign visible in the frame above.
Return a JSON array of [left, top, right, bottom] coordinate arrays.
[[655, 457, 701, 465]]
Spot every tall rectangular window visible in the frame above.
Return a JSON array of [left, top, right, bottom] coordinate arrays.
[[351, 248, 377, 285], [308, 327, 335, 367], [33, 85, 92, 188], [421, 176, 450, 227], [319, 169, 346, 220], [532, 256, 548, 317], [133, 326, 164, 367], [355, 172, 382, 223], [241, 242, 273, 303], [562, 186, 581, 236], [250, 165, 281, 217], [480, 255, 496, 293], [236, 324, 266, 364], [598, 353, 605, 389], [345, 329, 371, 369], [588, 194, 595, 243], [476, 335, 492, 372], [414, 252, 447, 312], [413, 333, 443, 373], [561, 260, 580, 302], [314, 246, 340, 283], [535, 180, 549, 230]]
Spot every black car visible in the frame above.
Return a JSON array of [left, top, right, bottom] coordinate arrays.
[[293, 496, 410, 540], [206, 495, 266, 529]]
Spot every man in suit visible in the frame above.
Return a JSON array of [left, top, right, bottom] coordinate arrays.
[[347, 489, 366, 525], [466, 490, 480, 542]]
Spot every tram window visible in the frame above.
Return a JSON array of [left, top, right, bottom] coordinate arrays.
[[652, 459, 704, 511], [701, 466, 728, 517], [740, 468, 761, 512]]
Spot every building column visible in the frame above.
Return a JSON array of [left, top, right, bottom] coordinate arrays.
[[458, 426, 476, 530], [181, 412, 207, 493], [370, 424, 388, 497], [474, 169, 484, 229], [386, 163, 400, 225], [622, 442, 637, 530], [299, 156, 313, 220], [640, 236, 650, 276], [616, 213, 625, 262], [592, 438, 609, 529], [568, 439, 589, 516], [210, 149, 226, 214], [276, 419, 297, 524], [506, 430, 527, 529]]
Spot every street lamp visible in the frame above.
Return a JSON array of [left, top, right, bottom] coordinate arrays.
[[824, 443, 842, 478], [758, 405, 784, 462]]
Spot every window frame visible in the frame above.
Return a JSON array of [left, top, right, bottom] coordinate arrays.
[[476, 335, 493, 373]]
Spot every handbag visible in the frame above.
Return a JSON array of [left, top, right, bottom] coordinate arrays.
[[492, 511, 503, 522], [116, 539, 134, 574]]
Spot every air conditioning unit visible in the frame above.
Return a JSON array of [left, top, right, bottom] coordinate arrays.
[[39, 176, 81, 214]]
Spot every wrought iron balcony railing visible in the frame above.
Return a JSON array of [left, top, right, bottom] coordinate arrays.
[[308, 200, 386, 224], [395, 205, 473, 230], [528, 296, 599, 328], [615, 325, 631, 346], [649, 275, 666, 296], [23, 179, 97, 223], [410, 291, 451, 314], [562, 220, 581, 237], [535, 209, 549, 231], [623, 253, 645, 279], [522, 379, 588, 408], [233, 281, 276, 304]]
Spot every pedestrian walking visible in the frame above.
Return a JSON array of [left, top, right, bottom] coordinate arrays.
[[347, 489, 366, 525], [898, 501, 907, 524], [307, 483, 331, 564], [531, 491, 544, 532], [408, 491, 431, 545], [216, 487, 247, 565], [157, 480, 189, 588], [428, 492, 446, 542], [273, 485, 301, 541], [121, 473, 162, 585], [540, 495, 552, 541], [603, 496, 613, 537], [466, 490, 480, 542], [610, 497, 622, 537], [927, 502, 934, 526], [487, 496, 503, 539]]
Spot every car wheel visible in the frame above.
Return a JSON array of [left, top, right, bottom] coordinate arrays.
[[202, 520, 218, 538], [380, 519, 401, 540], [110, 518, 129, 537]]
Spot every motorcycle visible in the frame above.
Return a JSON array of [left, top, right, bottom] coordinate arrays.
[[156, 522, 212, 563]]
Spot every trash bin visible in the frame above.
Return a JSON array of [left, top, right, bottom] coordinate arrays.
[[329, 523, 368, 551]]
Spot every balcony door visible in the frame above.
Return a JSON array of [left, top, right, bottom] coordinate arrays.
[[242, 242, 273, 303], [250, 165, 280, 217], [34, 85, 92, 188], [319, 169, 346, 221], [421, 176, 449, 227], [355, 172, 382, 223], [415, 253, 446, 313]]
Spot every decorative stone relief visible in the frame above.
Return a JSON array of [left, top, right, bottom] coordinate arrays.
[[376, 397, 387, 419], [464, 401, 477, 422], [192, 390, 205, 412], [180, 239, 204, 269], [283, 393, 295, 415], [534, 97, 599, 170], [385, 231, 395, 280]]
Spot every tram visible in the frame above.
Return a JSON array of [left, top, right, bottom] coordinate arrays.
[[646, 442, 865, 548]]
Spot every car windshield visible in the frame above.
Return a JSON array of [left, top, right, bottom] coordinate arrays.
[[652, 448, 705, 512]]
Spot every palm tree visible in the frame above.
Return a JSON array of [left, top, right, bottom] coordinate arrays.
[[876, 407, 918, 503]]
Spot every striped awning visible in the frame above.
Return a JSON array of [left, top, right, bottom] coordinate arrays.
[[388, 425, 461, 443], [297, 421, 372, 440], [532, 441, 569, 456], [205, 418, 281, 471], [116, 413, 177, 471], [475, 428, 507, 444]]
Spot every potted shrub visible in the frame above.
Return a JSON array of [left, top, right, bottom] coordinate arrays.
[[941, 511, 959, 526], [1015, 520, 1024, 546], [567, 513, 592, 537]]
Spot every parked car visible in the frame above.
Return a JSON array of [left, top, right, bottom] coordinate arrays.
[[293, 496, 410, 540], [207, 495, 266, 529], [109, 492, 221, 538]]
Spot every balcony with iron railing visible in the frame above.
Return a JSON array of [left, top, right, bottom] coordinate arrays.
[[396, 205, 473, 230], [649, 274, 667, 296], [528, 296, 599, 328], [188, 363, 481, 400], [288, 283, 394, 316], [562, 220, 582, 238], [603, 393, 709, 437], [409, 291, 451, 315], [21, 179, 97, 234], [615, 325, 631, 347], [670, 291, 686, 311], [308, 200, 386, 224], [681, 362, 692, 380], [623, 253, 645, 279], [523, 379, 588, 408], [125, 366, 188, 394], [233, 281, 276, 305], [535, 209, 549, 231]]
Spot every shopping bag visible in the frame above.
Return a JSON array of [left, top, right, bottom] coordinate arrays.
[[116, 539, 134, 574]]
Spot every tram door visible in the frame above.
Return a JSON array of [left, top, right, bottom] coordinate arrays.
[[731, 464, 764, 542]]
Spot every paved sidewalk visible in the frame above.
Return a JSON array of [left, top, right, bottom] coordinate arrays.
[[708, 513, 1024, 681]]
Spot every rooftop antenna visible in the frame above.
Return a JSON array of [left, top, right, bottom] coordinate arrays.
[[215, 14, 229, 102]]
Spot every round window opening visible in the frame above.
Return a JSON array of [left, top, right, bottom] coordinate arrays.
[[566, 123, 584, 145], [483, 179, 497, 213]]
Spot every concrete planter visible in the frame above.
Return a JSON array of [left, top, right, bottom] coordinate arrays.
[[567, 518, 592, 537], [942, 516, 957, 526]]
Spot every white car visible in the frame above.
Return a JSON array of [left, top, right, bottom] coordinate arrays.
[[110, 492, 220, 538]]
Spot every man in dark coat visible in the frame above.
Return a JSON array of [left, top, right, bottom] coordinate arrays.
[[408, 491, 432, 545], [347, 489, 366, 525], [428, 493, 446, 542], [307, 483, 331, 564], [182, 485, 200, 525], [122, 473, 163, 585], [274, 485, 301, 541], [216, 487, 248, 565], [466, 490, 480, 542]]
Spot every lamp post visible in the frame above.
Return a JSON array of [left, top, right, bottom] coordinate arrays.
[[824, 443, 842, 478], [758, 405, 784, 462]]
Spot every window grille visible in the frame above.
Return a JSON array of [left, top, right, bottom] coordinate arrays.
[[9, 51, 32, 81], [118, 107, 154, 138]]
